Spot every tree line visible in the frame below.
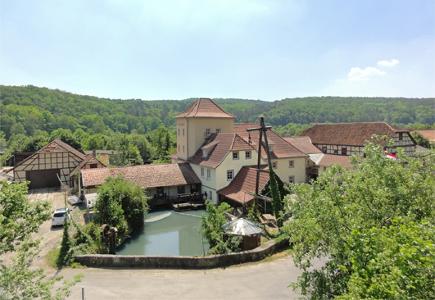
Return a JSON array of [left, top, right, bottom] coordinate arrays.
[[1, 85, 434, 165]]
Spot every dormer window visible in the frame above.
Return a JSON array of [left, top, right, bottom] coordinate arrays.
[[232, 151, 239, 160]]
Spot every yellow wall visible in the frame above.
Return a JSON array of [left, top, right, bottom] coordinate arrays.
[[176, 117, 234, 160], [268, 157, 307, 184]]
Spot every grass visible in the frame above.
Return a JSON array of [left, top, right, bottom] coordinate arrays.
[[46, 247, 60, 268]]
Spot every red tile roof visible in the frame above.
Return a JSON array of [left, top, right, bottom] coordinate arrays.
[[176, 98, 235, 119], [315, 154, 352, 169], [234, 123, 307, 159], [10, 139, 86, 170], [284, 136, 322, 154], [218, 167, 270, 205], [189, 133, 255, 168], [303, 122, 407, 146], [81, 163, 200, 188], [415, 130, 435, 142]]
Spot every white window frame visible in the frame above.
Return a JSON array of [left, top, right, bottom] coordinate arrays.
[[205, 128, 211, 137], [289, 176, 295, 183], [201, 167, 204, 177], [272, 161, 277, 169], [288, 160, 294, 168], [232, 151, 239, 160], [227, 169, 234, 181], [209, 191, 212, 200], [206, 168, 211, 179], [245, 151, 251, 159], [216, 128, 221, 134]]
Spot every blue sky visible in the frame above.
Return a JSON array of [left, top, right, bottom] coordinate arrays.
[[1, 0, 434, 100]]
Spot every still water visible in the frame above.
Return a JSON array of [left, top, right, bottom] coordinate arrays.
[[117, 210, 209, 256]]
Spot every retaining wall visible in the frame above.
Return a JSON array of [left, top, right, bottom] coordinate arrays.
[[74, 239, 288, 269]]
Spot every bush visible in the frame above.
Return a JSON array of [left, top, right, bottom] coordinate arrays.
[[201, 201, 240, 255], [95, 176, 149, 241]]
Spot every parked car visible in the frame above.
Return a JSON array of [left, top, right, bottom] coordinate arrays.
[[67, 195, 82, 206], [51, 208, 69, 227]]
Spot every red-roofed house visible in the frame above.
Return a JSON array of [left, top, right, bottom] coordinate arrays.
[[173, 99, 308, 203]]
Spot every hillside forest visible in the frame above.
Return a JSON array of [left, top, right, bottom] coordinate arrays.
[[1, 85, 434, 166]]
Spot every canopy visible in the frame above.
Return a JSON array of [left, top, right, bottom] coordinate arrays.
[[223, 218, 263, 236]]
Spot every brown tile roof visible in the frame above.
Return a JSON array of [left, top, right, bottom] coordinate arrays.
[[218, 167, 270, 205], [70, 154, 106, 175], [284, 136, 321, 154], [415, 130, 435, 142], [302, 122, 407, 146], [10, 139, 86, 170], [189, 133, 255, 168], [176, 98, 235, 119], [234, 123, 307, 159], [316, 154, 352, 169], [81, 163, 200, 188]]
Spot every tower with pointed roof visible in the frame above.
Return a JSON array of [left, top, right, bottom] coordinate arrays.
[[175, 98, 235, 160]]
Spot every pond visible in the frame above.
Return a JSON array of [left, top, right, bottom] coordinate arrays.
[[117, 210, 209, 256]]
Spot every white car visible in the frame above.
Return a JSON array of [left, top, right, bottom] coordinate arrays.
[[51, 208, 69, 227]]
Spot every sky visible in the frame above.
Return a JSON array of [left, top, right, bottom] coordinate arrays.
[[0, 0, 434, 101]]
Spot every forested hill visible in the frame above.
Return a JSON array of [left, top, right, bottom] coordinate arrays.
[[1, 85, 434, 139]]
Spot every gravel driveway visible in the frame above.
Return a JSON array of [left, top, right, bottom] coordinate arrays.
[[62, 254, 302, 300]]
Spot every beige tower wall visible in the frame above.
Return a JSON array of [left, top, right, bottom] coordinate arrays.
[[176, 117, 234, 160]]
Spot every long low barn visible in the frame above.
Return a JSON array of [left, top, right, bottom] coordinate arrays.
[[80, 163, 202, 207]]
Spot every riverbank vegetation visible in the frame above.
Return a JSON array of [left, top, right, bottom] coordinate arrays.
[[283, 144, 435, 298], [201, 201, 240, 255]]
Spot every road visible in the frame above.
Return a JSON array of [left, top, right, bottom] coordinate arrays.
[[63, 255, 302, 300]]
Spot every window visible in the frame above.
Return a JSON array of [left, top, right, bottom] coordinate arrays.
[[177, 186, 185, 194], [341, 147, 347, 155], [182, 145, 185, 153], [272, 161, 277, 169], [289, 176, 295, 183], [334, 149, 339, 155], [288, 160, 294, 168], [206, 168, 211, 179], [399, 132, 403, 141], [245, 151, 251, 159], [227, 170, 234, 181], [322, 146, 327, 153], [205, 128, 211, 137], [216, 128, 221, 134], [209, 191, 212, 200], [89, 163, 98, 169], [232, 151, 239, 160], [182, 129, 185, 136], [177, 128, 180, 136], [201, 167, 204, 177]]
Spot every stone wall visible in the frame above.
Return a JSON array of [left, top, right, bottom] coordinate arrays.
[[74, 239, 288, 269]]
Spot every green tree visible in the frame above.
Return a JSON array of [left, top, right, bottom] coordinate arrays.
[[95, 177, 148, 238], [201, 201, 240, 255], [57, 217, 72, 267], [0, 181, 78, 299], [283, 144, 434, 298]]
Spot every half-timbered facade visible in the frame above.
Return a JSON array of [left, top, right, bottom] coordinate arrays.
[[10, 139, 104, 190], [303, 122, 416, 156]]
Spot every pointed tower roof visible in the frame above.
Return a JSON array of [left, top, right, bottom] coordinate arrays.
[[176, 98, 235, 119]]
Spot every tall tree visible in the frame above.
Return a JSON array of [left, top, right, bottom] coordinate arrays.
[[284, 144, 434, 298]]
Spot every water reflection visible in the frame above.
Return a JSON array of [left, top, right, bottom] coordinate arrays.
[[117, 210, 209, 256]]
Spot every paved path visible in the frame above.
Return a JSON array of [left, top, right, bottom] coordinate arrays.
[[63, 255, 301, 300]]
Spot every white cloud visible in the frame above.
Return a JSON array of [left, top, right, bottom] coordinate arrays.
[[377, 58, 400, 67], [347, 66, 386, 81]]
